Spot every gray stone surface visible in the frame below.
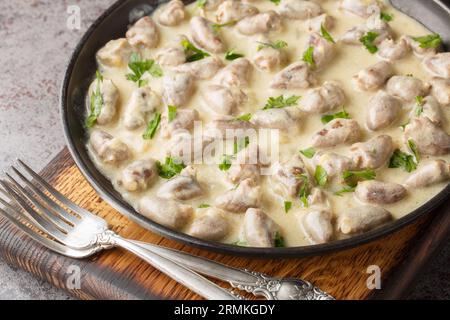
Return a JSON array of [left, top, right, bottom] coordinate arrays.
[[0, 0, 448, 300]]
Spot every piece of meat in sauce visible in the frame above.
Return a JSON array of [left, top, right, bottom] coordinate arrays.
[[160, 108, 199, 139], [174, 56, 224, 80], [423, 53, 450, 79], [270, 62, 317, 90], [404, 160, 450, 188], [96, 39, 132, 68], [187, 208, 230, 241], [88, 78, 119, 126], [271, 155, 312, 198], [307, 14, 335, 33], [215, 178, 261, 213], [243, 208, 281, 248], [236, 11, 282, 35], [250, 107, 302, 131], [404, 117, 450, 156], [312, 152, 354, 180], [350, 135, 394, 169], [311, 119, 362, 148], [163, 72, 195, 106], [213, 58, 252, 87], [366, 91, 401, 131], [190, 16, 226, 53], [386, 75, 431, 102], [156, 35, 187, 67], [138, 196, 193, 230], [157, 166, 204, 201], [300, 81, 345, 114], [277, 0, 323, 20], [353, 61, 394, 92], [124, 87, 161, 130], [377, 38, 410, 61], [430, 77, 450, 107], [216, 0, 259, 24], [158, 0, 186, 27], [118, 159, 157, 192], [355, 180, 407, 205], [126, 16, 159, 49], [201, 85, 247, 116], [338, 205, 392, 235], [90, 131, 130, 165], [299, 209, 334, 245]]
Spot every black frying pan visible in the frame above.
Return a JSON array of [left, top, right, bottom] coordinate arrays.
[[60, 0, 450, 258]]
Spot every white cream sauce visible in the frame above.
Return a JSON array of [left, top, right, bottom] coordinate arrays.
[[87, 0, 450, 247]]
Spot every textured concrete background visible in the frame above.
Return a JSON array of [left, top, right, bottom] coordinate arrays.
[[0, 0, 448, 300]]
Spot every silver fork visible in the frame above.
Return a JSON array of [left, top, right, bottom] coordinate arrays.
[[0, 160, 334, 300], [0, 160, 242, 300]]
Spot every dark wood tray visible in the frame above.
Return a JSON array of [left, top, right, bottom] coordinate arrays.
[[0, 148, 448, 300]]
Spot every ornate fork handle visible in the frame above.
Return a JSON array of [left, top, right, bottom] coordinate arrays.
[[132, 240, 335, 300]]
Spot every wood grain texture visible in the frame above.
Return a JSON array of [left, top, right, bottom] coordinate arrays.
[[0, 148, 447, 300]]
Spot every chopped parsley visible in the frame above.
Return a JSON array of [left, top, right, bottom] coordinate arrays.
[[181, 38, 210, 62], [232, 240, 247, 247], [196, 0, 207, 8], [380, 12, 393, 22], [219, 155, 233, 171], [198, 204, 211, 209], [126, 53, 163, 87], [412, 34, 442, 49], [157, 157, 186, 179], [360, 32, 379, 54], [343, 169, 376, 187], [263, 95, 301, 110], [168, 105, 177, 122], [314, 165, 328, 187], [300, 147, 316, 159], [302, 46, 315, 68], [274, 232, 285, 247], [225, 49, 244, 60], [233, 136, 250, 154], [298, 174, 311, 207], [334, 186, 356, 196], [142, 112, 161, 140], [284, 201, 293, 214], [269, 0, 281, 5], [320, 24, 335, 43], [257, 40, 288, 51], [415, 96, 425, 116], [85, 71, 104, 128], [408, 139, 420, 163], [321, 109, 351, 124], [212, 21, 236, 33], [235, 113, 252, 122]]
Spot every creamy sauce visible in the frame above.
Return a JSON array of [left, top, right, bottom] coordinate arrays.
[[87, 0, 450, 247]]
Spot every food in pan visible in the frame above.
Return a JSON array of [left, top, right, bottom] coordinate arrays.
[[85, 0, 450, 248]]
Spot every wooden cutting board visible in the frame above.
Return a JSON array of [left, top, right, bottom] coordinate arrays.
[[0, 148, 449, 300]]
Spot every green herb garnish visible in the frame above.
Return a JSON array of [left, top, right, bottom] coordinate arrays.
[[415, 96, 425, 116], [321, 109, 351, 124], [257, 40, 288, 51], [157, 157, 186, 179], [320, 24, 335, 43], [181, 38, 211, 62], [198, 204, 211, 209], [236, 113, 252, 122], [408, 139, 420, 163], [343, 169, 376, 187], [232, 240, 247, 247], [360, 32, 379, 54], [212, 21, 236, 33], [142, 112, 161, 140], [334, 186, 356, 196], [233, 136, 250, 155], [314, 165, 328, 187], [302, 46, 316, 68], [168, 105, 177, 122], [298, 174, 310, 207], [126, 53, 163, 87], [85, 71, 104, 128], [274, 232, 285, 248], [380, 12, 393, 22], [219, 155, 233, 171], [412, 34, 442, 49], [269, 0, 281, 5], [300, 147, 316, 159], [196, 0, 207, 8], [263, 95, 301, 110], [284, 201, 292, 214], [225, 50, 244, 61], [389, 150, 417, 173]]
